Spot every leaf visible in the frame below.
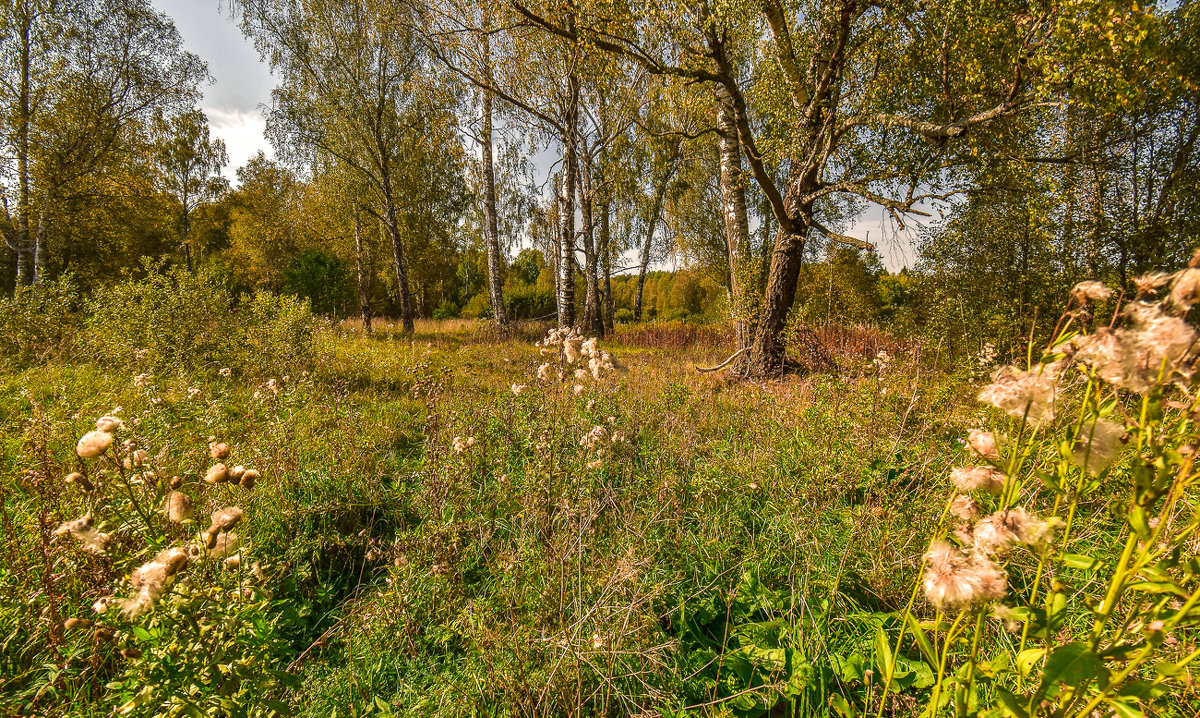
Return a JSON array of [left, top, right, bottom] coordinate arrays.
[[1129, 505, 1151, 539], [1062, 553, 1101, 571], [1126, 581, 1188, 597], [874, 624, 895, 680], [994, 688, 1029, 718], [374, 696, 392, 716], [1016, 648, 1046, 677], [130, 626, 152, 642], [904, 612, 937, 666], [828, 693, 859, 718], [1035, 642, 1099, 701], [1105, 698, 1145, 718]]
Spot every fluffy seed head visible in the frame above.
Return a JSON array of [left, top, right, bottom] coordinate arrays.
[[209, 506, 243, 534], [950, 466, 1007, 495], [52, 514, 110, 554], [1072, 280, 1112, 303], [76, 431, 113, 459], [922, 541, 1007, 610], [966, 430, 1000, 462], [95, 415, 123, 432], [1071, 419, 1126, 475], [204, 463, 229, 485], [239, 469, 260, 489], [1172, 268, 1200, 310], [164, 491, 194, 522], [65, 472, 94, 492], [978, 364, 1059, 424], [1135, 272, 1172, 295], [950, 495, 981, 521], [209, 442, 230, 460]]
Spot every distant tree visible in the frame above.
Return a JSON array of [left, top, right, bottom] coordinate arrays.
[[152, 109, 228, 272]]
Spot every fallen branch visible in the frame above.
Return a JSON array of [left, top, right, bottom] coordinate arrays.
[[695, 347, 747, 373]]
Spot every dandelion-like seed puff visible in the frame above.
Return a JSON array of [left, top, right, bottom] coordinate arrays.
[[922, 540, 1006, 610]]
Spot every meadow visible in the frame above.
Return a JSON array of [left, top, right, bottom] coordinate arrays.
[[2, 269, 1199, 717]]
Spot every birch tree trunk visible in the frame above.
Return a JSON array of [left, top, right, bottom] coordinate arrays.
[[33, 205, 48, 283], [633, 173, 670, 321], [380, 163, 415, 333], [14, 15, 33, 286], [600, 199, 614, 334], [556, 77, 579, 329], [353, 203, 372, 331], [576, 147, 603, 336], [716, 87, 752, 349], [479, 26, 508, 330]]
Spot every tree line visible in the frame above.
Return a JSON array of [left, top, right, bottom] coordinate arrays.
[[2, 0, 1197, 376]]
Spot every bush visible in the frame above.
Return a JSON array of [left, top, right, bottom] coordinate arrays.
[[87, 264, 314, 377], [504, 282, 554, 320], [614, 308, 633, 324], [432, 299, 460, 320], [0, 275, 83, 366], [458, 293, 490, 319]]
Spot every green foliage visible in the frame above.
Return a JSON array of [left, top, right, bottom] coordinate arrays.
[[86, 264, 314, 377], [283, 248, 353, 316], [0, 274, 83, 366]]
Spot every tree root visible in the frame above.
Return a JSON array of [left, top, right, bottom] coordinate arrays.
[[695, 347, 748, 373]]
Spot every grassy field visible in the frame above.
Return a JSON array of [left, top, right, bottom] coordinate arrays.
[[3, 286, 1200, 717]]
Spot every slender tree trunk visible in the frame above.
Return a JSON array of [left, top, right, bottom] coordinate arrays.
[[180, 203, 193, 273], [479, 27, 508, 331], [716, 88, 752, 349], [380, 164, 414, 333], [32, 205, 48, 283], [633, 175, 670, 321], [556, 81, 579, 329], [14, 15, 32, 286], [353, 203, 372, 331], [576, 147, 603, 336], [600, 199, 614, 333]]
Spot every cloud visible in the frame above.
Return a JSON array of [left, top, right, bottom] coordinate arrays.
[[203, 106, 274, 183]]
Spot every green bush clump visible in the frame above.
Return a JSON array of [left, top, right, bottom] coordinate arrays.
[[87, 265, 314, 377], [0, 275, 83, 366]]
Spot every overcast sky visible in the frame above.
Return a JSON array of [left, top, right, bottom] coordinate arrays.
[[149, 0, 276, 181], [147, 0, 920, 270]]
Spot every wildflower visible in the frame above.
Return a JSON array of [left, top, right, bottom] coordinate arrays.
[[978, 364, 1059, 424], [76, 430, 112, 459], [118, 546, 188, 618], [574, 384, 585, 395], [582, 338, 598, 357], [209, 506, 243, 534], [587, 459, 602, 469], [1073, 329, 1134, 388], [266, 378, 279, 394], [120, 648, 143, 660], [537, 363, 553, 382], [1135, 272, 1172, 295], [922, 540, 1006, 609], [224, 555, 241, 570], [966, 430, 1000, 462], [511, 384, 527, 396], [592, 632, 603, 649], [574, 368, 588, 380], [95, 415, 123, 432], [239, 469, 260, 489], [52, 514, 110, 554], [164, 491, 193, 522], [227, 465, 246, 484], [92, 597, 112, 614], [452, 436, 473, 453], [131, 449, 148, 467], [63, 618, 91, 631], [204, 463, 229, 485], [1071, 280, 1112, 303], [949, 466, 1006, 494], [972, 507, 1063, 555], [219, 367, 231, 377], [133, 374, 149, 387], [950, 495, 980, 521], [65, 472, 94, 492], [1172, 268, 1200, 310], [1071, 419, 1126, 475]]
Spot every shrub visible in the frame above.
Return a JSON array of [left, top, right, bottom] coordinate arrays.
[[0, 275, 83, 366], [432, 299, 460, 320], [87, 264, 314, 377], [458, 293, 489, 319]]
